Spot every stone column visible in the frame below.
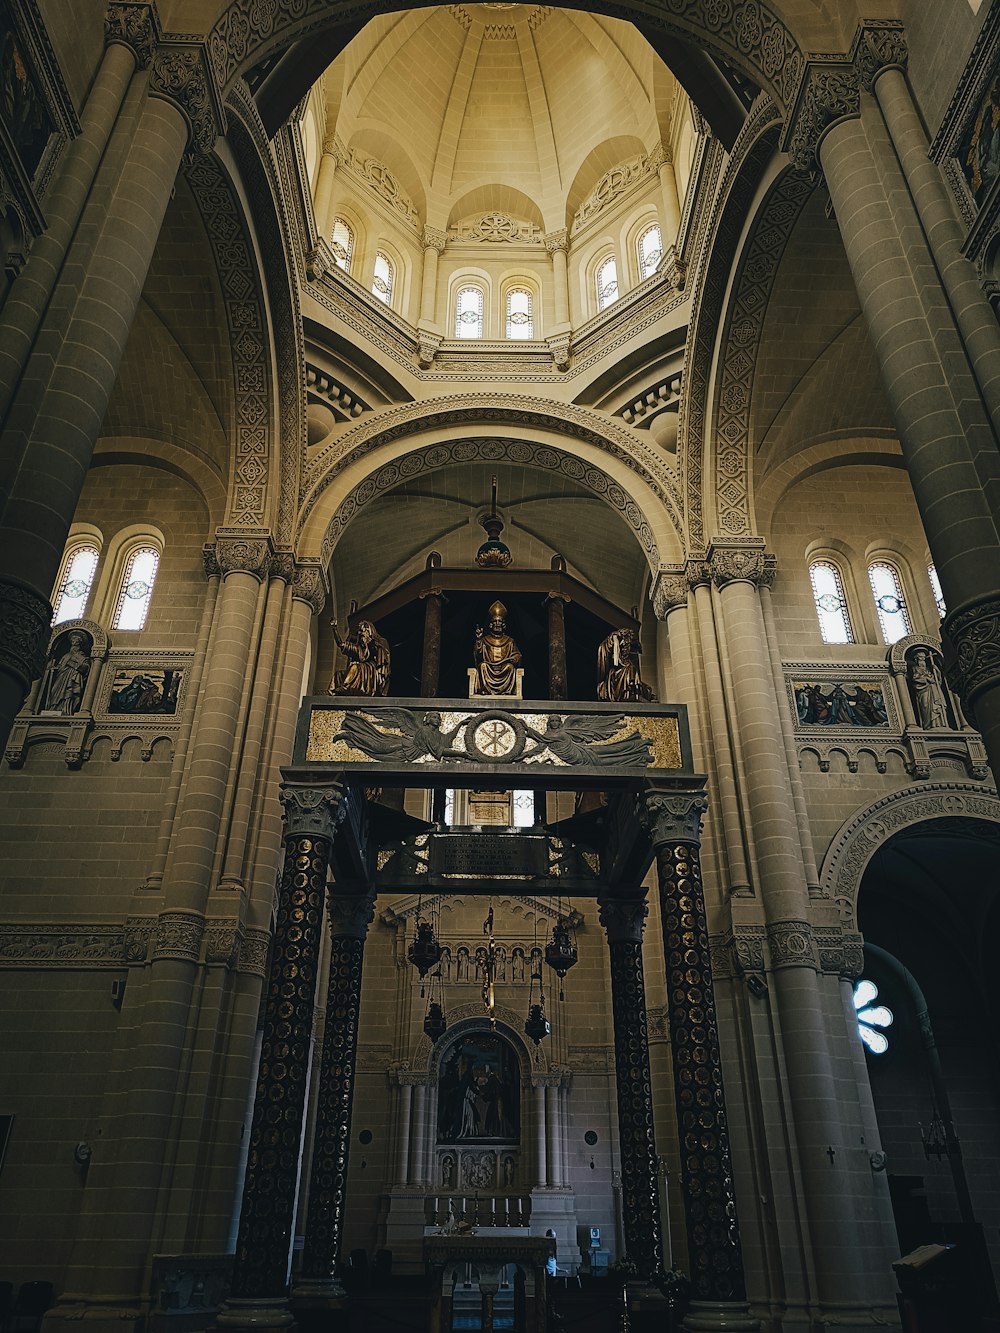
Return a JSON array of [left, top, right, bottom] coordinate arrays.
[[545, 230, 570, 327], [413, 1081, 430, 1186], [653, 144, 682, 238], [397, 1077, 413, 1185], [640, 788, 755, 1331], [546, 592, 569, 700], [220, 784, 346, 1328], [298, 890, 377, 1297], [419, 227, 447, 328], [312, 136, 342, 240], [545, 1081, 560, 1186], [420, 589, 444, 698], [597, 895, 662, 1280], [533, 1082, 547, 1187], [0, 47, 219, 757]]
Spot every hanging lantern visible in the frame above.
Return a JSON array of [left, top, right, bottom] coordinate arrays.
[[524, 1002, 550, 1046], [408, 919, 443, 981], [544, 916, 578, 999], [424, 1001, 448, 1043]]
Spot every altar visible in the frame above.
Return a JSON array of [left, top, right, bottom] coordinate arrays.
[[423, 1234, 554, 1333]]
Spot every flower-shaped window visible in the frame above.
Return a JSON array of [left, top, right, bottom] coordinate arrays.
[[854, 978, 893, 1055]]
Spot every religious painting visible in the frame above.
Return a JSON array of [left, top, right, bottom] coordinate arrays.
[[437, 1032, 520, 1144], [108, 667, 183, 715], [958, 73, 1000, 207], [793, 680, 889, 727], [0, 0, 54, 181]]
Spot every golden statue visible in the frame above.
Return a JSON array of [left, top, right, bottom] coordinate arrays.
[[473, 600, 521, 696], [330, 618, 391, 697], [597, 627, 655, 703]]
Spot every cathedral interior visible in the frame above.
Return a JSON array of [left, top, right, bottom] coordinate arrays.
[[3, 2, 1000, 1331]]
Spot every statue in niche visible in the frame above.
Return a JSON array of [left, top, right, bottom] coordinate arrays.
[[597, 627, 655, 703], [502, 1154, 515, 1188], [38, 630, 91, 715], [473, 601, 521, 696], [329, 618, 390, 697], [907, 647, 950, 729], [441, 1154, 456, 1189]]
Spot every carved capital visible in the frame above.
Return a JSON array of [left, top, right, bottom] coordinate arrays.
[[238, 927, 270, 977], [204, 922, 240, 967], [0, 578, 52, 691], [202, 543, 221, 580], [417, 330, 442, 370], [649, 142, 673, 171], [304, 244, 328, 282], [944, 595, 1000, 713], [651, 564, 688, 619], [547, 333, 571, 371], [105, 1, 159, 68], [852, 20, 907, 93], [765, 918, 818, 971], [660, 243, 686, 292], [292, 563, 327, 614], [153, 910, 204, 963], [732, 925, 767, 979], [708, 538, 769, 589], [280, 783, 347, 840], [783, 61, 860, 173], [123, 916, 155, 964], [598, 895, 647, 944], [149, 43, 223, 155], [544, 228, 569, 256], [214, 532, 272, 581], [423, 226, 447, 254], [327, 890, 376, 940], [815, 926, 865, 979], [685, 556, 712, 589], [640, 788, 707, 847]]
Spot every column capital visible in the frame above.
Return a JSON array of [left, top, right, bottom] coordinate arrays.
[[765, 918, 818, 972], [0, 578, 51, 691], [639, 786, 707, 848], [651, 564, 688, 619], [327, 890, 376, 940], [213, 531, 274, 582], [649, 142, 673, 171], [685, 555, 712, 589], [423, 225, 447, 253], [544, 228, 569, 256], [279, 783, 347, 840], [598, 895, 648, 944], [944, 594, 1000, 718], [149, 40, 225, 155], [707, 538, 771, 589], [851, 19, 907, 93], [782, 59, 860, 173], [292, 562, 328, 614], [105, 1, 160, 68], [324, 134, 348, 165]]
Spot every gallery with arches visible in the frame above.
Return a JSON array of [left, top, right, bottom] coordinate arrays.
[[1, 0, 1000, 1331]]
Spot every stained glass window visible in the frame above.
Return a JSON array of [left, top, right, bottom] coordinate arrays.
[[505, 287, 533, 339], [929, 565, 946, 618], [809, 560, 854, 644], [854, 978, 893, 1055], [331, 217, 354, 273], [52, 545, 100, 625], [455, 284, 484, 339], [868, 561, 912, 644], [637, 224, 663, 280], [596, 255, 619, 311], [372, 250, 394, 304], [112, 547, 160, 631]]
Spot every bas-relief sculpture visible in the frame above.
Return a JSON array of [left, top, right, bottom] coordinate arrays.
[[597, 627, 655, 703], [472, 601, 521, 696], [38, 630, 91, 715], [906, 647, 950, 730], [330, 618, 391, 697], [794, 680, 889, 727]]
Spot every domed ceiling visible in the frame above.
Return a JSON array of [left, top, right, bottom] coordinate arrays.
[[314, 4, 680, 232]]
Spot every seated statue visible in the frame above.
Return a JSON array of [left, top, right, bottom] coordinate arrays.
[[597, 627, 655, 703], [472, 601, 521, 696], [330, 618, 391, 697]]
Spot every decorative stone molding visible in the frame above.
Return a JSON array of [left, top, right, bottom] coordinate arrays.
[[646, 1005, 668, 1040], [765, 918, 818, 971], [105, 1, 159, 67], [783, 61, 859, 173], [851, 20, 907, 93], [814, 926, 864, 980], [651, 565, 688, 619], [153, 911, 205, 963], [327, 891, 376, 940], [708, 538, 769, 588], [0, 578, 52, 691], [685, 556, 712, 589], [280, 783, 347, 840], [345, 146, 419, 228], [708, 926, 767, 982], [944, 596, 1000, 717], [543, 229, 569, 256], [0, 924, 128, 968], [292, 563, 327, 614], [214, 533, 273, 581], [417, 330, 443, 370], [597, 896, 647, 944], [639, 789, 707, 847], [239, 927, 270, 977], [658, 243, 686, 293], [202, 544, 221, 580], [449, 212, 541, 245], [423, 226, 447, 254], [546, 333, 570, 371], [304, 244, 328, 282], [124, 916, 155, 964], [572, 153, 653, 234], [149, 43, 223, 155]]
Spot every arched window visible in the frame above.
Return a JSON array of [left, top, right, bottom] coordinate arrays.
[[596, 255, 619, 311], [112, 546, 160, 631], [809, 560, 854, 644], [52, 544, 100, 625], [454, 284, 485, 339], [928, 564, 946, 618], [637, 223, 662, 280], [868, 560, 912, 644], [505, 287, 533, 340], [330, 217, 354, 273], [371, 250, 394, 305], [854, 978, 893, 1055]]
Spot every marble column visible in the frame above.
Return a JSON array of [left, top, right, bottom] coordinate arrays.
[[545, 230, 570, 327], [298, 890, 377, 1296], [545, 1082, 560, 1186], [397, 1077, 414, 1185], [420, 589, 444, 697], [220, 784, 347, 1328], [413, 1081, 430, 1186], [597, 895, 662, 1280], [546, 592, 569, 700], [533, 1082, 547, 1187], [641, 788, 755, 1332], [419, 227, 447, 328]]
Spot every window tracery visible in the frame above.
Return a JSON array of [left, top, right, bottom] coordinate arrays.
[[455, 284, 485, 339], [505, 287, 533, 340], [372, 250, 394, 305], [637, 223, 662, 280], [868, 561, 912, 644], [112, 546, 160, 631], [854, 978, 893, 1055], [596, 254, 619, 312], [809, 560, 854, 644], [928, 564, 946, 618], [52, 543, 100, 625], [331, 217, 354, 273]]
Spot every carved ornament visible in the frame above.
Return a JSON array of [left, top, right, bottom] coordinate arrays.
[[0, 578, 53, 691], [572, 154, 653, 234], [423, 226, 447, 254], [543, 229, 569, 256], [651, 565, 688, 619], [326, 891, 376, 941], [105, 2, 159, 67], [708, 539, 769, 588], [239, 927, 270, 977], [783, 62, 860, 173], [851, 20, 907, 94], [153, 911, 205, 963], [944, 595, 1000, 713], [449, 212, 541, 245], [292, 563, 327, 614], [597, 896, 647, 944], [214, 533, 273, 581], [639, 789, 707, 847], [280, 783, 347, 840], [766, 918, 817, 971], [149, 44, 223, 155]]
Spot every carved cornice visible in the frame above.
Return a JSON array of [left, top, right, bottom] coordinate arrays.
[[239, 927, 270, 977], [280, 783, 347, 840], [783, 61, 860, 173], [765, 918, 818, 971], [153, 910, 205, 963], [327, 891, 376, 940], [105, 1, 159, 68], [708, 538, 769, 589], [814, 925, 865, 979], [944, 595, 1000, 714], [214, 532, 273, 581], [651, 565, 688, 619], [292, 563, 327, 614], [597, 896, 647, 945], [0, 578, 52, 691], [640, 789, 707, 848], [851, 20, 907, 94], [149, 42, 223, 155]]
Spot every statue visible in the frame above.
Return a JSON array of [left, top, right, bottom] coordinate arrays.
[[38, 630, 91, 715], [473, 600, 521, 696], [597, 627, 655, 703], [907, 647, 949, 729], [330, 618, 390, 697]]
